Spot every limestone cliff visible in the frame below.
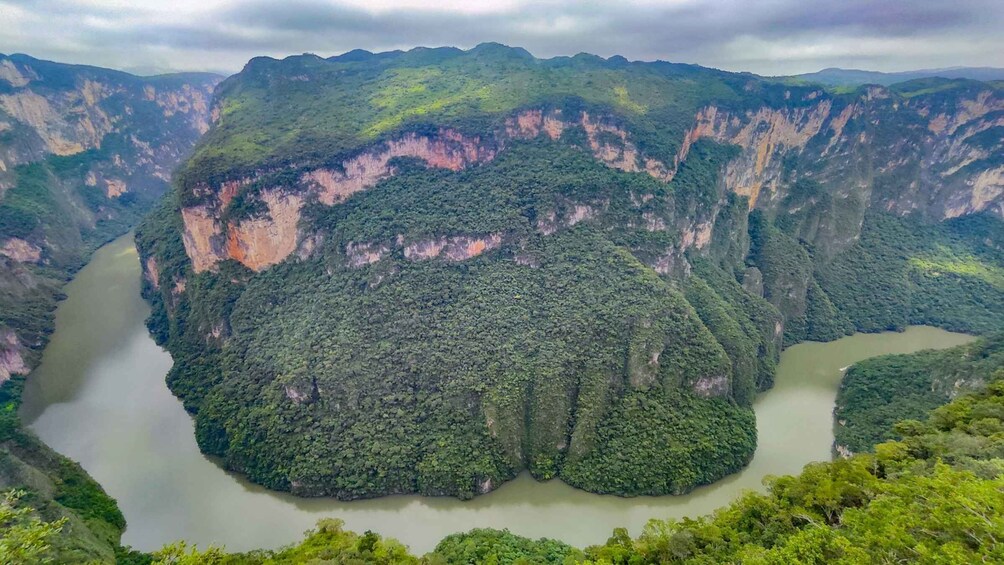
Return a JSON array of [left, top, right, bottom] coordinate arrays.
[[0, 328, 27, 384], [681, 83, 1004, 259], [179, 82, 1003, 278], [138, 45, 1003, 501], [180, 109, 683, 273], [0, 53, 221, 382]]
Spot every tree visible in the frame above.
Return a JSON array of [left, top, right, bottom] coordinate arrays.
[[0, 490, 66, 564]]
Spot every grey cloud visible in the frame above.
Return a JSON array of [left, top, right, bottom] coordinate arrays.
[[1, 0, 1002, 75]]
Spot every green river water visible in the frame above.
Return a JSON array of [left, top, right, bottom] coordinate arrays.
[[19, 234, 976, 554]]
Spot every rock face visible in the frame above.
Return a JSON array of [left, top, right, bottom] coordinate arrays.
[[139, 44, 1003, 502], [680, 85, 1004, 258], [0, 54, 217, 193], [0, 52, 221, 380], [224, 190, 304, 272], [403, 233, 503, 261], [0, 238, 42, 263], [304, 132, 494, 206], [679, 102, 832, 208], [0, 328, 27, 384], [180, 82, 1004, 275], [181, 109, 684, 273]]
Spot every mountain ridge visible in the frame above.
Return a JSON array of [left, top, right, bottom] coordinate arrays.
[[787, 65, 1004, 87], [138, 44, 1004, 500]]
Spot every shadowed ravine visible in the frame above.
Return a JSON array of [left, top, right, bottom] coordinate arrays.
[[18, 233, 976, 554]]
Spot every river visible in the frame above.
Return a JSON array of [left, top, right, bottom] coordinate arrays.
[[18, 233, 976, 555]]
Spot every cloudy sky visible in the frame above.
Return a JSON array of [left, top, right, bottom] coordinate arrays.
[[1, 0, 1002, 76]]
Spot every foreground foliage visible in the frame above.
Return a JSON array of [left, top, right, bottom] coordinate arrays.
[[0, 490, 66, 564]]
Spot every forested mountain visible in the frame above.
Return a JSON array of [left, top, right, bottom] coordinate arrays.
[[136, 43, 1004, 500], [65, 345, 1004, 563], [0, 53, 220, 561]]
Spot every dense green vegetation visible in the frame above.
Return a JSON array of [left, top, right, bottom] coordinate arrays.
[[817, 212, 1004, 335], [431, 529, 583, 565], [142, 140, 779, 499], [110, 358, 1004, 564], [0, 490, 67, 564], [835, 333, 1004, 453], [577, 378, 1004, 564], [144, 44, 1004, 501], [179, 43, 812, 196], [3, 44, 1002, 562], [151, 519, 419, 564], [746, 211, 854, 345]]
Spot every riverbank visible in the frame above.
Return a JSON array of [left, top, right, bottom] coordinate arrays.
[[20, 233, 976, 554]]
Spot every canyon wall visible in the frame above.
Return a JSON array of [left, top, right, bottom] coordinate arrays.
[[0, 53, 220, 383], [180, 109, 686, 273], [178, 83, 1003, 277], [680, 85, 1004, 257]]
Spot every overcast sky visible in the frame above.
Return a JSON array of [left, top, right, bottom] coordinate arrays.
[[1, 0, 1002, 77]]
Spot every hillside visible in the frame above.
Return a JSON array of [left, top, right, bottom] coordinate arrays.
[[137, 43, 1004, 500], [0, 53, 220, 560], [0, 52, 220, 381], [835, 333, 1004, 454]]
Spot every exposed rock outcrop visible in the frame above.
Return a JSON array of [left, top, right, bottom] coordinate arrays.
[[678, 102, 832, 209], [0, 238, 42, 263], [303, 132, 495, 206], [0, 328, 27, 384], [404, 233, 503, 261], [181, 205, 226, 273], [224, 190, 304, 272], [143, 257, 160, 290], [346, 241, 389, 267], [0, 87, 113, 156], [182, 109, 679, 273]]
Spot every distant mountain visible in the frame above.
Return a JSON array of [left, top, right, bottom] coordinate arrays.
[[787, 66, 1004, 87]]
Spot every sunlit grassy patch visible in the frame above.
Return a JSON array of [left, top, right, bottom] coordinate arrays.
[[909, 248, 1004, 290], [365, 68, 498, 136], [613, 85, 647, 114]]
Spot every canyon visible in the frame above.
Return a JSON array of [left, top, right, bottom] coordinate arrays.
[[177, 85, 1003, 276], [138, 45, 1003, 503], [0, 52, 219, 561], [0, 44, 998, 563]]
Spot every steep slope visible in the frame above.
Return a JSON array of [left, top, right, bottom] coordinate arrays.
[[0, 53, 219, 380], [0, 53, 220, 561], [141, 140, 767, 499], [835, 333, 1004, 454], [139, 44, 1004, 499]]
